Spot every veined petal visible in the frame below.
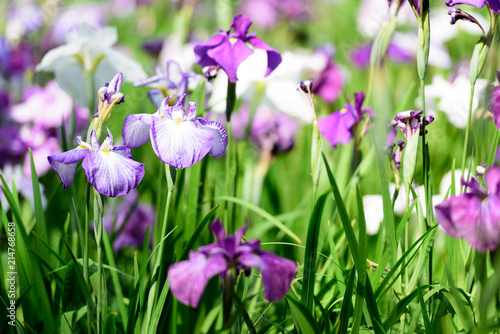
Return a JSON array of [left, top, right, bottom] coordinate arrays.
[[207, 39, 254, 82], [238, 251, 297, 302], [150, 117, 214, 169], [82, 150, 145, 197], [48, 148, 89, 188], [247, 37, 282, 77], [168, 251, 228, 307], [445, 0, 486, 8], [196, 118, 228, 157], [194, 35, 226, 68], [167, 60, 184, 87], [147, 89, 165, 108], [122, 113, 157, 148]]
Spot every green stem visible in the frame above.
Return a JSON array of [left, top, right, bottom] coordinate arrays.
[[487, 129, 500, 167], [225, 81, 237, 122], [222, 270, 236, 328], [461, 84, 476, 183], [93, 191, 104, 334]]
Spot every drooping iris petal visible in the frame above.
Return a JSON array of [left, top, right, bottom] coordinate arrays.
[[47, 147, 89, 188], [168, 251, 228, 307], [122, 113, 157, 148], [445, 0, 486, 8], [247, 37, 282, 77], [197, 118, 229, 157], [150, 116, 215, 169], [194, 35, 226, 68], [317, 109, 356, 148], [238, 251, 297, 302], [435, 194, 481, 240], [207, 38, 254, 82], [81, 149, 145, 197], [475, 196, 500, 251], [484, 164, 500, 195]]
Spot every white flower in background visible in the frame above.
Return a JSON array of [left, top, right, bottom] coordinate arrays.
[[363, 170, 464, 235], [36, 23, 146, 108], [422, 74, 487, 129], [207, 49, 328, 123]]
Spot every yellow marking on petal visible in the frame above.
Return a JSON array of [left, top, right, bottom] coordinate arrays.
[[340, 107, 348, 114], [77, 144, 91, 150], [229, 37, 238, 46]]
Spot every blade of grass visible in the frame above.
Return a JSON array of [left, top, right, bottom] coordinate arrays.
[[286, 296, 320, 334], [338, 268, 356, 334], [301, 192, 328, 311]]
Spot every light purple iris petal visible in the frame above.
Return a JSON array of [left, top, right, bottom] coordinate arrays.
[[186, 102, 197, 119], [196, 118, 229, 157], [435, 194, 480, 239], [317, 110, 356, 148], [82, 149, 145, 197], [194, 35, 226, 68], [247, 37, 282, 77], [239, 251, 297, 302], [150, 117, 215, 169], [123, 113, 157, 148], [167, 60, 184, 87], [147, 89, 165, 108], [168, 251, 228, 307], [207, 39, 254, 82], [446, 0, 486, 8], [312, 59, 342, 104], [475, 196, 500, 251], [47, 147, 89, 188], [484, 165, 500, 195]]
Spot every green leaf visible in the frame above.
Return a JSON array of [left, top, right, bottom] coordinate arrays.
[[364, 278, 384, 334], [301, 192, 328, 311], [338, 268, 356, 334], [214, 196, 301, 244], [286, 296, 320, 334], [417, 284, 432, 333], [29, 149, 48, 251]]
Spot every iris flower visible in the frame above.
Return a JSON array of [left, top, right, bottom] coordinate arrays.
[[168, 219, 297, 307], [446, 0, 500, 13], [122, 95, 228, 169], [194, 14, 281, 82], [435, 166, 500, 252], [317, 92, 371, 148], [48, 129, 145, 197]]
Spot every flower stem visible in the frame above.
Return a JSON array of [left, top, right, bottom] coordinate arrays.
[[222, 270, 236, 328], [461, 84, 476, 184], [145, 164, 176, 332], [487, 129, 500, 167], [225, 81, 237, 122], [93, 190, 104, 334]]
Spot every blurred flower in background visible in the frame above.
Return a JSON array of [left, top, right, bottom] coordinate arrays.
[[240, 0, 311, 29]]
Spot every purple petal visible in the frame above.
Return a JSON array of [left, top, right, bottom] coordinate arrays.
[[350, 44, 371, 69], [231, 14, 252, 38], [247, 37, 282, 77], [186, 102, 197, 119], [48, 147, 89, 188], [210, 218, 227, 242], [317, 109, 356, 148], [166, 60, 184, 87], [82, 150, 145, 197], [446, 0, 486, 8], [108, 72, 123, 94], [196, 118, 228, 157], [147, 89, 165, 108], [150, 117, 215, 169], [239, 251, 297, 302], [168, 251, 228, 307], [311, 59, 343, 104], [194, 35, 226, 68], [134, 73, 166, 87], [485, 166, 500, 195], [122, 113, 156, 148], [207, 39, 254, 82]]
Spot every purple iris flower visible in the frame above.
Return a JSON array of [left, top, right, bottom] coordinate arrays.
[[48, 129, 145, 197], [446, 0, 500, 13], [122, 95, 228, 169], [317, 92, 372, 148], [134, 60, 200, 108], [194, 14, 282, 82], [351, 42, 413, 69], [103, 190, 155, 252], [489, 71, 500, 130], [231, 104, 299, 154], [435, 166, 500, 252], [390, 110, 434, 141], [240, 0, 311, 29], [0, 38, 34, 78], [0, 125, 27, 168], [312, 46, 343, 104], [168, 219, 297, 307]]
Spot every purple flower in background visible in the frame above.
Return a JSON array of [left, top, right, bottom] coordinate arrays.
[[390, 110, 434, 141], [103, 190, 155, 252], [168, 219, 297, 307], [122, 95, 228, 169], [489, 71, 500, 130], [231, 104, 299, 154], [351, 42, 413, 69], [134, 60, 200, 108], [312, 46, 343, 104], [194, 14, 282, 82], [48, 129, 145, 197], [240, 0, 311, 29], [20, 125, 61, 177], [0, 38, 34, 78], [435, 166, 500, 251], [318, 92, 372, 148], [0, 125, 27, 168]]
